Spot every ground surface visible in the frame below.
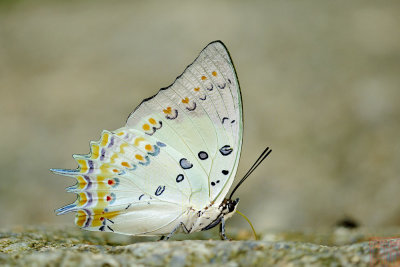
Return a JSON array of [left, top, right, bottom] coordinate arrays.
[[1, 226, 398, 266]]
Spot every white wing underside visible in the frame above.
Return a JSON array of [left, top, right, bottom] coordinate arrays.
[[52, 41, 243, 235]]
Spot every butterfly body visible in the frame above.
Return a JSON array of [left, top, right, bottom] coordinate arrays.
[[178, 197, 239, 234], [52, 41, 245, 239]]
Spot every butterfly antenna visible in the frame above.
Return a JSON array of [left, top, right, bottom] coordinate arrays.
[[229, 147, 272, 199]]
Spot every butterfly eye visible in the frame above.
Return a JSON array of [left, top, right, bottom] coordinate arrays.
[[228, 198, 239, 213]]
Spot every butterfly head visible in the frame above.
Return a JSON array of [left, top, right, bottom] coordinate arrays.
[[221, 198, 240, 219]]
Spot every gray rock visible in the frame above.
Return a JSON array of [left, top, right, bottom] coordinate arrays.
[[1, 226, 396, 266]]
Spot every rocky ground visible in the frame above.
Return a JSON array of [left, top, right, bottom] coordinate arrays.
[[1, 226, 399, 266]]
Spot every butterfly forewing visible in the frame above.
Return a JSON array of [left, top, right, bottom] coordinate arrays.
[[126, 41, 243, 204]]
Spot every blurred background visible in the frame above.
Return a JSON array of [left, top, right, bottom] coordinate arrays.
[[0, 0, 399, 232]]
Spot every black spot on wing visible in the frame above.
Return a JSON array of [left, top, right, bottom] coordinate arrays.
[[166, 109, 178, 120], [219, 145, 233, 156], [198, 151, 208, 160], [222, 170, 229, 175], [186, 101, 197, 111], [180, 158, 193, 169], [211, 180, 220, 186], [176, 174, 184, 183], [155, 186, 166, 196]]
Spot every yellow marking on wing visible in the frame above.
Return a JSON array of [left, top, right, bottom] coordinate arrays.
[[134, 137, 145, 146], [92, 210, 121, 227], [120, 143, 128, 154], [135, 154, 144, 161], [78, 192, 88, 206], [194, 87, 200, 92], [201, 75, 207, 80], [91, 144, 100, 159], [96, 176, 107, 190], [110, 154, 119, 164], [212, 71, 217, 76], [91, 216, 103, 227], [101, 133, 109, 146], [117, 132, 124, 136], [99, 163, 113, 175], [78, 160, 88, 173], [93, 191, 108, 211], [75, 210, 88, 227], [76, 176, 87, 190], [182, 97, 189, 104], [145, 144, 152, 151]]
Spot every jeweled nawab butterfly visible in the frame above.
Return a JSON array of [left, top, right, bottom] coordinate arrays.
[[51, 41, 271, 240]]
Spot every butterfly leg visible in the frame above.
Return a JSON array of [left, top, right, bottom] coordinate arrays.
[[164, 222, 190, 241], [219, 217, 228, 240]]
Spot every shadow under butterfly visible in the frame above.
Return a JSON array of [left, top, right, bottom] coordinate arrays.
[[51, 40, 271, 241]]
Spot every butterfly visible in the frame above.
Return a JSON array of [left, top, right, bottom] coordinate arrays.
[[51, 41, 271, 240]]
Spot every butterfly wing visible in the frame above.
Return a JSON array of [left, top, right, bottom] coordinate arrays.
[[126, 41, 243, 205], [52, 41, 242, 235]]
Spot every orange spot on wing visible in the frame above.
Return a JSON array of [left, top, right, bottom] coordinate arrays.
[[194, 87, 200, 92], [135, 154, 144, 161], [201, 76, 207, 80], [121, 161, 130, 168], [163, 107, 171, 114], [142, 124, 150, 131], [182, 97, 189, 104], [149, 118, 156, 125], [212, 71, 217, 76], [112, 169, 119, 173], [145, 144, 152, 151]]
